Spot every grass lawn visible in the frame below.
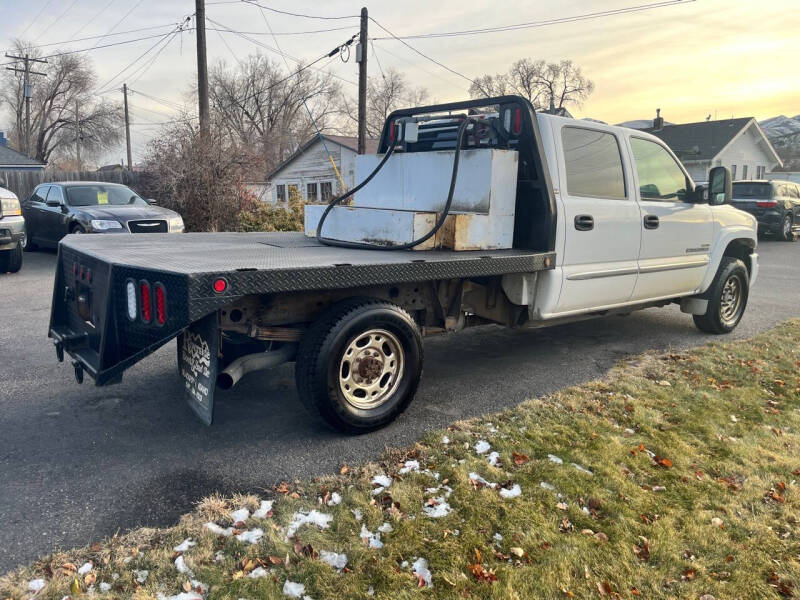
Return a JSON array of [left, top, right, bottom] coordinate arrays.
[[3, 320, 800, 600]]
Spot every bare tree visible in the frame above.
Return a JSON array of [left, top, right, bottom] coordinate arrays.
[[470, 58, 594, 112], [208, 54, 341, 174], [0, 40, 122, 164], [343, 68, 428, 139]]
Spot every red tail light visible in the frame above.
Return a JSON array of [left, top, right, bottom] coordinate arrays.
[[512, 108, 522, 135], [140, 281, 152, 323], [154, 283, 166, 325], [757, 200, 777, 208]]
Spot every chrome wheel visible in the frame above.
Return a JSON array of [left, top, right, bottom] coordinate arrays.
[[719, 274, 743, 325], [19, 233, 26, 250], [339, 328, 405, 410], [783, 215, 792, 239]]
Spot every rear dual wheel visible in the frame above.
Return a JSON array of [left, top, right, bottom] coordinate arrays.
[[295, 298, 423, 433]]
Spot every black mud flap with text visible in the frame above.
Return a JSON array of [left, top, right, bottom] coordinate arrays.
[[177, 312, 220, 425]]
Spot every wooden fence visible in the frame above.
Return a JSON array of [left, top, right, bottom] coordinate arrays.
[[0, 169, 143, 201]]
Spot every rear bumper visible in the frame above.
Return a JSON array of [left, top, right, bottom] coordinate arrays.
[[755, 210, 784, 234], [0, 215, 25, 250]]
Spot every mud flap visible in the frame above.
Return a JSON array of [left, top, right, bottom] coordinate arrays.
[[177, 312, 220, 425]]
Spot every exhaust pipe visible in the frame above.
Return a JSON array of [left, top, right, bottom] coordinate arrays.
[[216, 344, 297, 390]]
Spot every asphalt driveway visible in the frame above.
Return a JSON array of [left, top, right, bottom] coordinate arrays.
[[1, 240, 798, 572]]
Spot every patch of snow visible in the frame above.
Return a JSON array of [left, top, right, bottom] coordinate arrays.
[[286, 510, 333, 539], [78, 562, 93, 575], [351, 508, 363, 521], [422, 497, 452, 518], [231, 508, 250, 524], [371, 486, 385, 496], [326, 492, 342, 506], [367, 586, 375, 596], [191, 581, 208, 594], [572, 463, 593, 476], [400, 560, 409, 569], [253, 499, 274, 519], [493, 532, 503, 542], [547, 454, 563, 464], [500, 484, 522, 499], [377, 521, 393, 533], [582, 506, 591, 515], [468, 472, 497, 489], [214, 551, 226, 563], [175, 555, 193, 576], [134, 570, 149, 583], [487, 451, 501, 467], [372, 474, 392, 488], [204, 521, 233, 536], [99, 582, 112, 593], [173, 538, 196, 552], [399, 460, 420, 474], [283, 580, 306, 598], [157, 593, 203, 600], [28, 579, 46, 593], [248, 567, 268, 579], [412, 558, 433, 587], [474, 440, 491, 454], [360, 524, 383, 549], [236, 528, 264, 545], [319, 550, 348, 571], [540, 481, 555, 491], [441, 435, 450, 444]]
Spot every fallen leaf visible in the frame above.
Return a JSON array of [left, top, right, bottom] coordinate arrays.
[[182, 580, 192, 592], [340, 464, 349, 475], [512, 452, 530, 466], [597, 581, 613, 596], [268, 555, 283, 565], [61, 563, 78, 574], [509, 547, 524, 557]]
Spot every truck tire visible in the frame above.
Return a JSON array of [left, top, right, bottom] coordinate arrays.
[[0, 241, 23, 273], [295, 297, 424, 433], [780, 214, 796, 242], [693, 257, 748, 334]]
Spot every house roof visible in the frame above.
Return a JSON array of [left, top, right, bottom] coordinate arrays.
[[0, 143, 45, 168], [268, 134, 378, 180], [642, 118, 759, 162]]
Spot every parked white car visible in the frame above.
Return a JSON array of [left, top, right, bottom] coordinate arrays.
[[0, 186, 25, 273]]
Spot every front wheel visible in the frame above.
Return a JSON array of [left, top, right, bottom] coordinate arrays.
[[693, 257, 749, 334], [0, 241, 23, 273], [295, 298, 424, 433]]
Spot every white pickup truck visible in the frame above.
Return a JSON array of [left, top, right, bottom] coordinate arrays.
[[49, 96, 757, 433]]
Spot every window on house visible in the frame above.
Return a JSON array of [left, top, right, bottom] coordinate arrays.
[[276, 184, 286, 202], [731, 165, 737, 180], [320, 181, 333, 202], [560, 127, 626, 200], [306, 183, 318, 202], [630, 137, 690, 202], [742, 165, 748, 180], [757, 166, 765, 179]]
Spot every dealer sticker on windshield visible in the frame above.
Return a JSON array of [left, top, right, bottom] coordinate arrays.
[[97, 190, 109, 204], [177, 312, 219, 425]]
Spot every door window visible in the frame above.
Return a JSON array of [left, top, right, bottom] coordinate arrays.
[[47, 186, 65, 204], [306, 182, 318, 202], [630, 137, 690, 202], [321, 181, 333, 202], [561, 127, 626, 200], [31, 185, 49, 203]]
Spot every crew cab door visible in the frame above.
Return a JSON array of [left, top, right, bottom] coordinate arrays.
[[554, 124, 641, 313], [41, 185, 68, 244], [627, 136, 713, 300], [23, 185, 49, 244]]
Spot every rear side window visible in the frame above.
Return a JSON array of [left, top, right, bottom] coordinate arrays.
[[561, 127, 626, 200], [630, 137, 690, 202], [733, 182, 771, 199]]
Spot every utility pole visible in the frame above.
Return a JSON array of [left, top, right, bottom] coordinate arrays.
[[357, 7, 368, 154], [4, 53, 47, 158], [75, 100, 81, 171], [122, 83, 132, 170], [195, 0, 210, 138]]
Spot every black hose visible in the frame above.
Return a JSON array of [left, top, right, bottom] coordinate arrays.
[[316, 117, 477, 251]]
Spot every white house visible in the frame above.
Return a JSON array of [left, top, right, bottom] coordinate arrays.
[[267, 135, 378, 204], [642, 116, 781, 182]]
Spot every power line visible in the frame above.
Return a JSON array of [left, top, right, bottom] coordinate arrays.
[[33, 0, 81, 43], [368, 17, 475, 86], [3, 23, 181, 54], [371, 0, 694, 40], [127, 26, 186, 87], [71, 0, 116, 39], [91, 0, 146, 49], [206, 24, 357, 36], [228, 0, 359, 20], [17, 0, 57, 38]]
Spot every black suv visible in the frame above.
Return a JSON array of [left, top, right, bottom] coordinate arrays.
[[731, 180, 800, 241]]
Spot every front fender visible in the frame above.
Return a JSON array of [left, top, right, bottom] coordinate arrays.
[[698, 226, 757, 294]]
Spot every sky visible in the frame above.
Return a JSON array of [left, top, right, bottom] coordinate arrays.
[[2, 0, 798, 164]]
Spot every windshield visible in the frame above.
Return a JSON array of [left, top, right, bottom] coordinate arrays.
[[732, 182, 772, 200], [65, 185, 147, 207]]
